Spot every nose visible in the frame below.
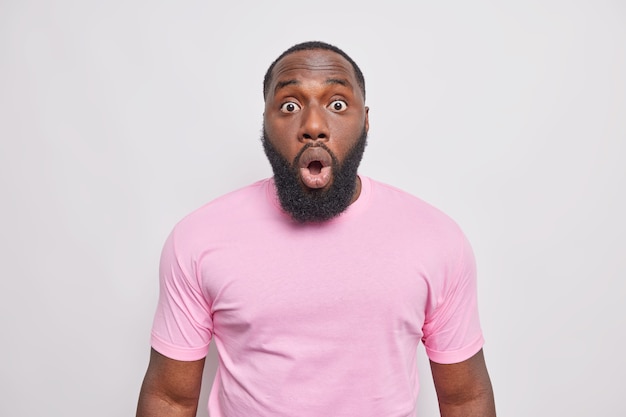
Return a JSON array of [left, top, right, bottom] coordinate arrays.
[[298, 105, 329, 142]]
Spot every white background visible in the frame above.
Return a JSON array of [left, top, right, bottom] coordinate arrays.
[[1, 1, 624, 416]]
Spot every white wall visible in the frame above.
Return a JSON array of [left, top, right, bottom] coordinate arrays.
[[1, 1, 624, 416]]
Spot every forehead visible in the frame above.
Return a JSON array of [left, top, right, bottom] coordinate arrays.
[[269, 49, 358, 93]]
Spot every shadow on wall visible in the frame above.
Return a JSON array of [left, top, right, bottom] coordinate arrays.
[[197, 343, 219, 417]]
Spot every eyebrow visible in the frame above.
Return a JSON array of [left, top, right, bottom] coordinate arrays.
[[273, 78, 351, 94], [274, 79, 300, 92], [325, 78, 349, 88]]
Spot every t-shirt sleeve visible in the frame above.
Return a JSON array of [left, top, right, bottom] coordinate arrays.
[[150, 228, 213, 361], [421, 232, 484, 364]]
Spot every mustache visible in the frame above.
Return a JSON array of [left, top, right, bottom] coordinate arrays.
[[293, 142, 337, 167], [261, 127, 339, 168]]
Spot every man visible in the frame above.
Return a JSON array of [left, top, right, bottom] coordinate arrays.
[[137, 41, 496, 417]]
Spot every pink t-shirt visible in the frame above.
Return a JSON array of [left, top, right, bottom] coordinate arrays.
[[151, 176, 484, 417]]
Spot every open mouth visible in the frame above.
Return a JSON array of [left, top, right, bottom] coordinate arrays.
[[298, 147, 333, 189], [307, 160, 324, 175]]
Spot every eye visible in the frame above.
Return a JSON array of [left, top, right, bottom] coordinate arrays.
[[329, 100, 348, 112], [280, 102, 301, 113]]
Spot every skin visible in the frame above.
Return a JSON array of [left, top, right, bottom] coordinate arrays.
[[136, 349, 205, 417], [431, 349, 496, 417], [136, 48, 496, 417], [263, 49, 369, 202]]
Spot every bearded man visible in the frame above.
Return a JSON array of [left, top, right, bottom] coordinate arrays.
[[137, 41, 496, 417]]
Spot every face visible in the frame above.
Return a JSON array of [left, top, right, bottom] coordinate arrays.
[[263, 49, 370, 222]]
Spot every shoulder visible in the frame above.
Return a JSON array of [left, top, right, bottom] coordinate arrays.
[[168, 178, 273, 245], [361, 177, 473, 267], [366, 177, 464, 234]]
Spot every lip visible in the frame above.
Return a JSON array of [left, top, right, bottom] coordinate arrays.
[[297, 146, 332, 169], [297, 146, 333, 189]]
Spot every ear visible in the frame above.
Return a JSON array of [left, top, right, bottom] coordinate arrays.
[[364, 106, 370, 132]]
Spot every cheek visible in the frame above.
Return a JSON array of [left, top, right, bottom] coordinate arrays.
[[265, 112, 296, 137], [329, 120, 363, 154], [264, 119, 299, 159]]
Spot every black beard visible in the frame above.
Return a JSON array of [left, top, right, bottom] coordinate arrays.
[[262, 127, 368, 223]]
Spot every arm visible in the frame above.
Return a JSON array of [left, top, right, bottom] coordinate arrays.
[[430, 349, 496, 417], [136, 348, 206, 417]]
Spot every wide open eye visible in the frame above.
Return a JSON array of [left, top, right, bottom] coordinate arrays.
[[329, 100, 348, 112], [280, 102, 301, 113]]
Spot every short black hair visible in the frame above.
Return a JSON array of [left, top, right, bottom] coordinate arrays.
[[263, 41, 366, 101]]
